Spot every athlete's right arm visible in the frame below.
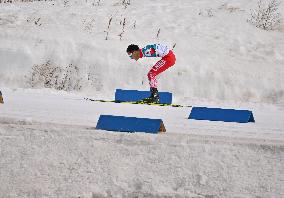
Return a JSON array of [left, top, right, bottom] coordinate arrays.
[[141, 44, 157, 57]]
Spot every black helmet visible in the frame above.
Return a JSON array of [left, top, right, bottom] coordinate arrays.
[[126, 44, 139, 53]]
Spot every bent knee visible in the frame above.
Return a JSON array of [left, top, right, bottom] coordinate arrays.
[[147, 70, 156, 79]]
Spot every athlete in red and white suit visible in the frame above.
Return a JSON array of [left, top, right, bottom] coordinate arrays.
[[127, 43, 176, 89], [126, 44, 176, 102]]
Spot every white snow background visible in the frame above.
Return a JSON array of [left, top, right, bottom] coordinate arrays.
[[0, 0, 284, 197]]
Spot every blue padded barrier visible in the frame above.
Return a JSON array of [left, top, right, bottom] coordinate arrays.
[[189, 107, 255, 123], [96, 115, 166, 134], [115, 89, 172, 104]]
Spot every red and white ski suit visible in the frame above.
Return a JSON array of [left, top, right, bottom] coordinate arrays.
[[140, 44, 176, 89]]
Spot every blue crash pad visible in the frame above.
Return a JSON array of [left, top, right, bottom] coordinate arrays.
[[96, 115, 166, 134], [188, 107, 255, 123], [115, 89, 172, 104]]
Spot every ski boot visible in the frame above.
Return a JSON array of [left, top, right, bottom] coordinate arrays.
[[140, 87, 160, 104]]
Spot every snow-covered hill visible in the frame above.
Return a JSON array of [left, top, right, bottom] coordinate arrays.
[[0, 0, 284, 104], [0, 0, 284, 197]]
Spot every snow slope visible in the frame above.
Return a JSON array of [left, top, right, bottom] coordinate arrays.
[[0, 0, 284, 104], [0, 88, 284, 198], [0, 0, 284, 197]]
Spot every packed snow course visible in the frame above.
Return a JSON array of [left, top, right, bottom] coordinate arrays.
[[0, 0, 284, 197]]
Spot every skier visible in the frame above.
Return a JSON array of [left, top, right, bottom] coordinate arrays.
[[126, 43, 176, 103]]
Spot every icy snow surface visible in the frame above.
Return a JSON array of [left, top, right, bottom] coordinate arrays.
[[0, 0, 284, 197]]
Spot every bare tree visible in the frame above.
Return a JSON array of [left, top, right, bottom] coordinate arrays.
[[118, 17, 126, 40], [26, 61, 82, 91], [248, 0, 282, 30], [122, 0, 130, 9], [105, 16, 113, 40], [156, 28, 161, 38]]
